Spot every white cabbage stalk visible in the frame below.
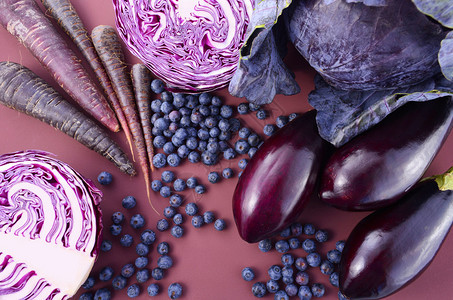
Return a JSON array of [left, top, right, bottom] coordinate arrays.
[[0, 150, 103, 299], [113, 0, 254, 93]]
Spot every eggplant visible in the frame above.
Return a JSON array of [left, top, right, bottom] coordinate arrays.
[[319, 97, 453, 211], [339, 168, 453, 299], [232, 110, 331, 243]]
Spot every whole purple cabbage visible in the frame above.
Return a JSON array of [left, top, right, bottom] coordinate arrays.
[[0, 150, 103, 299], [112, 0, 254, 93]]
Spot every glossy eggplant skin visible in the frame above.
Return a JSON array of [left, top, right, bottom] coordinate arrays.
[[232, 110, 331, 243], [339, 178, 453, 299], [320, 97, 453, 211]]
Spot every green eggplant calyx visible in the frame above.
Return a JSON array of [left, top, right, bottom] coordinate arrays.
[[430, 167, 453, 191]]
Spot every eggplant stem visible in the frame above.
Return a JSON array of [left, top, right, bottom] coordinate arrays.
[[430, 167, 453, 191]]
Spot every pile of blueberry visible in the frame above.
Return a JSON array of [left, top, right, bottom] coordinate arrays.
[[242, 222, 346, 299]]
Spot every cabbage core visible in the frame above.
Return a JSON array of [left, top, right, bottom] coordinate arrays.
[[113, 0, 254, 93]]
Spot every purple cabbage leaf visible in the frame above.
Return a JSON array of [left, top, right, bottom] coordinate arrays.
[[412, 0, 453, 28], [284, 0, 447, 91], [229, 0, 300, 104], [309, 74, 453, 147], [439, 31, 453, 81]]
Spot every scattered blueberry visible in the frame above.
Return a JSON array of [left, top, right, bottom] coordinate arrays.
[[223, 148, 236, 160], [140, 229, 156, 245], [214, 219, 226, 231], [167, 153, 181, 167], [79, 292, 94, 300], [121, 263, 135, 278], [111, 211, 124, 225], [256, 109, 268, 120], [97, 171, 113, 185], [147, 283, 160, 296], [171, 225, 184, 238], [203, 211, 215, 224], [208, 171, 221, 183], [315, 229, 328, 243], [239, 127, 251, 138], [185, 202, 199, 216], [130, 214, 145, 229], [157, 219, 170, 231], [162, 170, 176, 183], [285, 283, 298, 297], [120, 234, 133, 247], [295, 271, 310, 286], [327, 249, 342, 264], [235, 139, 251, 154], [237, 102, 249, 114], [288, 237, 300, 249], [336, 240, 346, 252], [191, 215, 204, 228], [160, 186, 171, 198], [136, 243, 150, 256], [295, 257, 308, 271], [157, 255, 173, 269], [242, 267, 255, 281], [320, 260, 335, 275], [136, 269, 150, 283], [281, 253, 295, 266], [290, 222, 304, 236], [238, 158, 248, 169], [151, 180, 163, 192], [93, 288, 111, 300], [101, 240, 112, 252], [135, 256, 149, 269], [298, 285, 313, 300], [164, 206, 177, 218], [282, 266, 294, 278], [302, 239, 316, 253], [268, 265, 282, 281], [330, 272, 339, 287], [173, 213, 184, 225], [186, 177, 198, 189], [99, 266, 114, 282], [168, 283, 183, 299], [263, 124, 277, 136], [266, 279, 279, 293], [258, 239, 273, 252], [288, 112, 299, 121], [280, 227, 291, 238], [251, 282, 267, 298], [303, 224, 316, 235], [247, 133, 261, 147], [275, 240, 290, 253], [82, 276, 95, 289], [122, 196, 137, 209], [112, 275, 127, 290], [109, 224, 122, 236], [151, 79, 165, 93], [169, 194, 183, 207], [127, 283, 141, 298], [307, 253, 322, 267], [222, 167, 234, 179], [157, 242, 170, 255], [151, 267, 164, 280], [311, 283, 325, 298], [276, 115, 289, 128]]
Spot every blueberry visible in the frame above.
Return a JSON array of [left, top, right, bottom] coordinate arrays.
[[282, 266, 294, 278], [303, 223, 316, 235], [152, 153, 167, 168], [199, 93, 212, 105], [157, 255, 173, 269], [79, 292, 94, 300], [223, 148, 236, 160], [283, 275, 294, 285], [266, 279, 279, 293], [173, 213, 184, 225], [186, 177, 198, 189], [222, 167, 234, 179], [218, 118, 231, 132], [82, 276, 95, 289], [177, 145, 190, 158], [173, 179, 186, 192], [218, 140, 229, 151], [97, 171, 113, 185], [218, 130, 232, 141], [169, 194, 183, 207], [214, 219, 226, 231], [151, 79, 165, 93], [99, 266, 114, 281], [220, 105, 233, 118], [229, 118, 241, 132], [140, 229, 156, 245], [281, 253, 295, 266], [111, 211, 124, 225], [160, 186, 171, 198], [201, 150, 218, 165], [311, 283, 325, 298], [251, 282, 267, 298], [306, 253, 322, 267], [248, 147, 258, 158], [120, 234, 133, 247], [336, 240, 346, 252], [135, 256, 149, 269], [280, 227, 291, 237], [320, 260, 335, 275], [185, 202, 199, 216], [290, 222, 304, 236], [153, 135, 167, 149], [179, 115, 191, 127], [147, 283, 160, 296], [275, 240, 290, 253], [127, 283, 141, 298], [154, 117, 170, 131], [162, 91, 173, 102], [242, 267, 255, 281], [204, 116, 218, 128], [169, 110, 181, 122], [191, 215, 204, 228], [172, 93, 186, 108], [136, 243, 150, 256], [186, 136, 198, 150], [203, 211, 215, 224], [136, 269, 150, 283], [121, 263, 135, 278], [263, 124, 277, 136], [302, 239, 316, 253], [161, 170, 176, 183], [171, 225, 184, 238], [237, 102, 249, 114], [195, 185, 206, 194], [285, 284, 298, 297], [298, 285, 313, 300], [157, 242, 170, 255], [186, 95, 199, 108], [130, 214, 145, 229], [122, 195, 137, 209], [168, 282, 183, 299], [238, 127, 251, 138], [112, 275, 127, 290], [258, 239, 273, 252], [109, 224, 122, 236], [209, 127, 221, 138], [94, 288, 111, 300], [163, 206, 177, 218], [295, 271, 310, 286], [167, 153, 181, 167], [329, 272, 339, 287], [207, 141, 220, 154], [256, 109, 268, 120], [276, 115, 289, 128], [151, 267, 164, 280], [160, 101, 174, 114], [197, 140, 208, 152], [288, 237, 300, 249], [248, 102, 261, 111], [157, 219, 170, 231], [151, 99, 163, 112], [268, 265, 282, 280], [234, 139, 251, 154], [315, 230, 328, 243], [248, 133, 261, 147], [101, 240, 112, 252], [208, 171, 221, 183], [211, 95, 222, 106], [295, 257, 308, 271], [187, 150, 200, 163], [288, 112, 299, 121], [151, 180, 163, 192], [238, 158, 248, 169], [327, 249, 342, 264]]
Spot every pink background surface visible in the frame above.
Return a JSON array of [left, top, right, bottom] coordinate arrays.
[[0, 1, 452, 299]]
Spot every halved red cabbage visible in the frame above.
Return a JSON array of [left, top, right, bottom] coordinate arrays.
[[0, 150, 103, 299], [112, 0, 254, 93]]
